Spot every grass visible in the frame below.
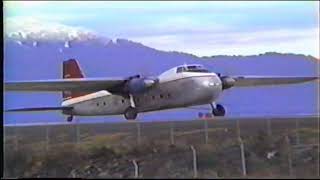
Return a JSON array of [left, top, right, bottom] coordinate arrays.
[[3, 117, 319, 178]]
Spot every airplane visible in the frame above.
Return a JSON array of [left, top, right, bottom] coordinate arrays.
[[4, 59, 319, 122]]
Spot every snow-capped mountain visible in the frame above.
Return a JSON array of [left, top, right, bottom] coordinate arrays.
[[4, 18, 111, 47]]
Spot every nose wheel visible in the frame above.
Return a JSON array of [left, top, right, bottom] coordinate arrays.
[[210, 103, 226, 116], [124, 107, 138, 120]]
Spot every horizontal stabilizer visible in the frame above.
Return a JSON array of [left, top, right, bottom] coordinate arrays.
[[5, 106, 73, 112]]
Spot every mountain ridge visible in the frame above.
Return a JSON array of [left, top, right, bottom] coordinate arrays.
[[4, 36, 319, 61]]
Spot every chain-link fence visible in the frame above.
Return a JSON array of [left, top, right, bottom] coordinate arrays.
[[3, 116, 319, 178]]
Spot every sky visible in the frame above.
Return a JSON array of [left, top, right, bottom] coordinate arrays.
[[3, 1, 320, 58]]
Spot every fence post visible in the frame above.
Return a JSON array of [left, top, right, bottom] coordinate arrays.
[[285, 135, 293, 177], [76, 120, 80, 145], [236, 119, 241, 139], [170, 121, 175, 145], [45, 124, 50, 177], [4, 126, 7, 178], [204, 119, 208, 144], [267, 118, 272, 136], [190, 145, 198, 178], [136, 122, 141, 145], [14, 122, 19, 152], [318, 145, 320, 177], [132, 159, 139, 178], [318, 142, 320, 177], [295, 118, 300, 145], [239, 137, 247, 177], [46, 125, 50, 151], [13, 125, 19, 177]]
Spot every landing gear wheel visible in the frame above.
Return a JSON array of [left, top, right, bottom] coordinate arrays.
[[124, 107, 138, 120], [67, 115, 74, 122], [212, 104, 226, 116]]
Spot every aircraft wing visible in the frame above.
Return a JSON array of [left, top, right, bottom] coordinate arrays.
[[231, 76, 319, 87], [4, 78, 127, 92]]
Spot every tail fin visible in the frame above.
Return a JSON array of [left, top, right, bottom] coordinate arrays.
[[62, 59, 88, 100]]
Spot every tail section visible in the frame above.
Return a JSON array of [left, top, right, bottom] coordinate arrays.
[[62, 59, 88, 100]]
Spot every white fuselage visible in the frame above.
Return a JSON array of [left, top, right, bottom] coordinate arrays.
[[61, 71, 223, 116]]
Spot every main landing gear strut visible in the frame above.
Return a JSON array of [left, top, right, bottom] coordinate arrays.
[[210, 103, 226, 116], [124, 94, 138, 120]]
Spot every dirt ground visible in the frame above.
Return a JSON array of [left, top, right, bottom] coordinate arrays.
[[3, 116, 319, 178]]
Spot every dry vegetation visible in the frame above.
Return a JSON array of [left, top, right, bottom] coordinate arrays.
[[3, 117, 319, 178]]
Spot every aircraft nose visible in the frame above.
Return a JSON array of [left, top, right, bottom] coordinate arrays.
[[202, 80, 215, 87], [202, 76, 221, 88], [195, 76, 222, 103]]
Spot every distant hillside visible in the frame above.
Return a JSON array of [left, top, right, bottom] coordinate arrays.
[[3, 33, 319, 125]]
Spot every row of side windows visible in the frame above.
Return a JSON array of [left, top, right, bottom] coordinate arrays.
[[140, 93, 171, 102], [96, 102, 107, 106], [152, 93, 171, 100], [95, 93, 172, 106], [96, 99, 126, 106]]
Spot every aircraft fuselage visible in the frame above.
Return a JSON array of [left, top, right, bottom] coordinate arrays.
[[61, 72, 223, 116]]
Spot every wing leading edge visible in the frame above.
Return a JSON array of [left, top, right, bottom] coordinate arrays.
[[4, 78, 126, 92], [231, 76, 319, 87]]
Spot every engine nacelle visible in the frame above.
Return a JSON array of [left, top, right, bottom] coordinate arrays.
[[221, 76, 236, 90], [126, 77, 157, 95]]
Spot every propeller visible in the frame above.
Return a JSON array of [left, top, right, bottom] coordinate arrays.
[[219, 75, 236, 90], [124, 63, 159, 95], [216, 64, 236, 90]]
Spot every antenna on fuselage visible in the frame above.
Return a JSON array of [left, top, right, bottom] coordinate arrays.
[[183, 62, 188, 70]]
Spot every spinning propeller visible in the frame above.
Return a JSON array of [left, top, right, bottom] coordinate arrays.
[[124, 64, 159, 95], [124, 74, 158, 95], [216, 65, 237, 90]]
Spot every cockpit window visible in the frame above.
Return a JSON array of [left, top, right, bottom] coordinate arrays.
[[177, 67, 187, 73], [176, 65, 210, 73]]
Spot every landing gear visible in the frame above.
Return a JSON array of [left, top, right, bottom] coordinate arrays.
[[67, 115, 74, 122], [124, 94, 138, 120], [210, 103, 226, 116], [129, 94, 136, 108], [124, 107, 138, 120]]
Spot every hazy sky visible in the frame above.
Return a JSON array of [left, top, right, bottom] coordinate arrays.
[[4, 1, 319, 58]]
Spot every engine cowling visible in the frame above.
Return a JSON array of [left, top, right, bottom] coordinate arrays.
[[126, 76, 157, 95], [220, 76, 236, 90]]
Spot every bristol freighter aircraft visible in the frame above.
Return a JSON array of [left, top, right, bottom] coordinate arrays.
[[5, 59, 319, 122]]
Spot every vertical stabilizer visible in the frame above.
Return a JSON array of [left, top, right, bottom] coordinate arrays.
[[62, 59, 88, 100]]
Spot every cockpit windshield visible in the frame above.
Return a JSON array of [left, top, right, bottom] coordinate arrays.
[[176, 65, 210, 73]]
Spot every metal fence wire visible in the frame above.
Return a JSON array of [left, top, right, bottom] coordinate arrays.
[[3, 116, 320, 178]]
